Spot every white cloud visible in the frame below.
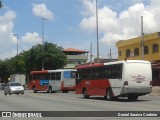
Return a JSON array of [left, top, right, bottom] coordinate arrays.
[[0, 10, 16, 59], [20, 32, 42, 51], [80, 0, 160, 58], [150, 0, 160, 5], [81, 0, 96, 17], [0, 4, 51, 59], [32, 3, 54, 20]]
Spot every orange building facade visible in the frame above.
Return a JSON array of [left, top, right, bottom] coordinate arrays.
[[116, 32, 160, 86], [63, 48, 88, 68]]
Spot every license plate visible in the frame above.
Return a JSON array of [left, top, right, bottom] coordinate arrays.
[[137, 81, 142, 83]]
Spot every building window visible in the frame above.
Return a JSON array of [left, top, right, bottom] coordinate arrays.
[[119, 51, 122, 56], [152, 44, 159, 53], [134, 48, 139, 56], [126, 49, 130, 57], [144, 46, 149, 54]]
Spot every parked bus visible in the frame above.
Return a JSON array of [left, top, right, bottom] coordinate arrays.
[[28, 69, 76, 93], [75, 60, 152, 101]]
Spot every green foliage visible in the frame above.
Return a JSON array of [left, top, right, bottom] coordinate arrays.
[[0, 42, 67, 82], [0, 1, 3, 8]]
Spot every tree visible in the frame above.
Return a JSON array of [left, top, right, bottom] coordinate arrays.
[[0, 60, 9, 83], [0, 1, 3, 8], [26, 42, 67, 71], [43, 42, 67, 69], [0, 42, 67, 82]]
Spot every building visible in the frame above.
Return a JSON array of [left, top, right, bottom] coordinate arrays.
[[63, 48, 88, 68], [94, 58, 117, 63], [116, 32, 160, 86]]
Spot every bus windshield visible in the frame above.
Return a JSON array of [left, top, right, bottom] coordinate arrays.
[[64, 71, 76, 78]]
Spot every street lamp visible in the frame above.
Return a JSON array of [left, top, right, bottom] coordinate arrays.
[[141, 16, 144, 60], [13, 33, 19, 73], [96, 0, 99, 62], [13, 33, 18, 56], [41, 17, 48, 70]]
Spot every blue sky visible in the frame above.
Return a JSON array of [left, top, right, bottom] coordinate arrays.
[[1, 0, 159, 60]]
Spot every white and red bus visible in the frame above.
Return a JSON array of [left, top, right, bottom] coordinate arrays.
[[28, 69, 76, 93], [75, 60, 152, 101]]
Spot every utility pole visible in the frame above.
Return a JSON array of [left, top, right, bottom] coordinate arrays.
[[13, 33, 18, 56], [110, 49, 112, 61], [90, 43, 92, 64], [13, 33, 19, 73], [141, 16, 144, 60], [41, 17, 47, 70]]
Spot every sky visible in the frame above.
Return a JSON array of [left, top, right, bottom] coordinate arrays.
[[0, 0, 160, 60]]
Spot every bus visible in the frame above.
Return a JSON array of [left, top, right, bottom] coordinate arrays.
[[75, 60, 152, 101], [28, 69, 76, 93]]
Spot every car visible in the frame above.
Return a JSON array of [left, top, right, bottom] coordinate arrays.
[[4, 82, 24, 95], [0, 83, 4, 90]]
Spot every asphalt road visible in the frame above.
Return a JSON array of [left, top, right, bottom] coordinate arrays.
[[0, 90, 160, 120]]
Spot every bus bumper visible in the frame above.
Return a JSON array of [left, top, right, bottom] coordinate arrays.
[[121, 85, 152, 95], [61, 86, 75, 91]]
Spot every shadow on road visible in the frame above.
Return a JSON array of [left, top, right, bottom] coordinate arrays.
[[78, 96, 151, 103]]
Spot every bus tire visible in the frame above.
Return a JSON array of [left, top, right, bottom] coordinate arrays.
[[128, 94, 138, 101], [83, 88, 89, 99], [48, 86, 52, 93], [106, 88, 113, 101], [33, 86, 37, 93]]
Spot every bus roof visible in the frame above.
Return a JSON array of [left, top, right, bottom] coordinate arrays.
[[76, 63, 104, 69], [30, 69, 76, 74], [30, 70, 48, 74], [76, 60, 150, 69], [104, 60, 150, 65], [48, 69, 76, 73]]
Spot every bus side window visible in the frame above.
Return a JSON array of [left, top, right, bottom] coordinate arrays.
[[95, 67, 99, 79], [77, 69, 82, 81], [76, 72, 81, 83], [99, 67, 104, 79], [71, 71, 76, 78], [112, 64, 123, 79], [92, 68, 96, 79], [46, 73, 50, 80], [88, 68, 93, 80], [51, 73, 55, 80], [56, 72, 61, 80], [119, 64, 123, 79], [104, 66, 112, 79], [82, 69, 88, 80]]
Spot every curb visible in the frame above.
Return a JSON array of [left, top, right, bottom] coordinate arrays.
[[148, 86, 160, 96], [148, 94, 160, 96]]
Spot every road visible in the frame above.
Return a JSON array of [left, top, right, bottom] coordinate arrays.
[[0, 90, 160, 120]]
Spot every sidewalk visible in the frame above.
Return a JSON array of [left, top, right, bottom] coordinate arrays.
[[149, 86, 160, 96]]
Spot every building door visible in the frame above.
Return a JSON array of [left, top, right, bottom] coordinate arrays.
[[152, 69, 160, 86]]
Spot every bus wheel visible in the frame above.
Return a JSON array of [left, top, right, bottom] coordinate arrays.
[[106, 88, 113, 101], [48, 86, 52, 93], [83, 89, 89, 99], [33, 86, 37, 93], [128, 94, 138, 101]]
